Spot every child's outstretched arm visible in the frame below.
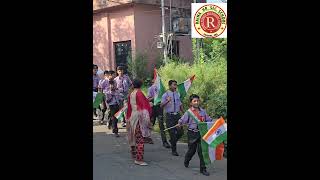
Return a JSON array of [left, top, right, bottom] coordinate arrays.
[[178, 111, 189, 126]]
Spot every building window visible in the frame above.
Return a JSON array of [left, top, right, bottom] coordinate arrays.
[[114, 41, 131, 73]]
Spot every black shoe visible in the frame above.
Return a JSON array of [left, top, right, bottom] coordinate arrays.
[[184, 161, 189, 168], [200, 169, 210, 176], [172, 151, 179, 156], [163, 142, 171, 148]]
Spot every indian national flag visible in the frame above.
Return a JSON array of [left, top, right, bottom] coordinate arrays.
[[153, 68, 166, 105], [203, 117, 227, 148], [93, 92, 104, 108], [114, 103, 127, 122], [177, 75, 195, 100], [198, 121, 225, 165]]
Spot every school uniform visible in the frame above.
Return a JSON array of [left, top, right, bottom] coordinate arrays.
[[114, 74, 132, 100], [96, 79, 109, 123], [105, 89, 122, 134], [161, 90, 184, 154], [98, 78, 109, 93], [93, 74, 101, 92], [178, 107, 213, 173], [114, 75, 132, 125], [148, 84, 169, 147], [93, 74, 101, 117]]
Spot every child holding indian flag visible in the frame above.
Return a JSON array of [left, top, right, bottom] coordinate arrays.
[[105, 80, 123, 137], [177, 94, 212, 176]]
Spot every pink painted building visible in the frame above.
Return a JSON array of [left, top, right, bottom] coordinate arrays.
[[93, 0, 193, 71]]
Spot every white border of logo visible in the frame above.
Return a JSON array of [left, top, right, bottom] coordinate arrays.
[[191, 3, 227, 38]]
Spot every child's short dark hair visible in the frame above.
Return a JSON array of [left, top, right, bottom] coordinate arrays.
[[104, 70, 109, 75], [109, 70, 116, 75], [189, 94, 200, 102], [117, 66, 124, 71], [132, 79, 143, 88], [93, 64, 98, 69], [168, 80, 177, 86]]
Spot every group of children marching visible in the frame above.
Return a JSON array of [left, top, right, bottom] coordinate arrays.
[[93, 64, 223, 176], [93, 64, 131, 137]]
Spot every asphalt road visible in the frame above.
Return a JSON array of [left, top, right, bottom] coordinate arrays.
[[93, 124, 227, 180]]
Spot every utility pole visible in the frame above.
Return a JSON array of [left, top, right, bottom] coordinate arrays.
[[169, 0, 172, 59], [169, 0, 172, 32], [161, 0, 167, 64]]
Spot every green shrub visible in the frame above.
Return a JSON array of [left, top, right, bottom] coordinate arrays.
[[158, 57, 227, 119], [127, 53, 150, 81], [144, 39, 227, 143]]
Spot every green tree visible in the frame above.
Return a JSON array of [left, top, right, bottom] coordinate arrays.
[[127, 52, 150, 81]]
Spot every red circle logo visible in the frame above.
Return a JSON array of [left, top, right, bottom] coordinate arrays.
[[194, 4, 227, 38]]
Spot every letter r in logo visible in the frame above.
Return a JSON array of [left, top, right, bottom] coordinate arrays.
[[206, 17, 215, 28]]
